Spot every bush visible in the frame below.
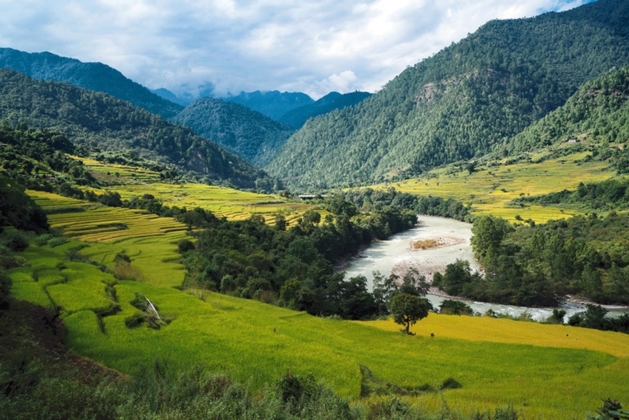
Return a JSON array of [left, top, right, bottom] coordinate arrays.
[[1, 231, 29, 252], [0, 269, 12, 308]]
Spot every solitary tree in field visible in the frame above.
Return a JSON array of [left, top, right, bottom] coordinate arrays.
[[390, 293, 429, 335]]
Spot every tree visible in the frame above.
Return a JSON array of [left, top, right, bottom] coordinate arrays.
[[390, 293, 429, 335]]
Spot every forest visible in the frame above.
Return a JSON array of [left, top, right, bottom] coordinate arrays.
[[0, 70, 272, 189], [433, 214, 629, 309], [265, 0, 629, 189]]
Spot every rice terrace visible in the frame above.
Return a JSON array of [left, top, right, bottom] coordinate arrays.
[[3, 0, 629, 418]]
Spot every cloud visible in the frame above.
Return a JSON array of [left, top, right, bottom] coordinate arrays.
[[0, 0, 592, 99]]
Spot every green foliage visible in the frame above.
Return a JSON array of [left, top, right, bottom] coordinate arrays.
[[266, 0, 629, 189], [173, 98, 295, 166], [0, 174, 49, 233], [0, 69, 272, 189], [448, 214, 629, 307], [181, 198, 417, 319], [592, 398, 629, 420], [506, 66, 629, 156], [0, 269, 11, 307], [512, 178, 629, 211], [439, 299, 474, 316], [390, 293, 430, 335], [279, 91, 372, 129], [0, 47, 183, 119]]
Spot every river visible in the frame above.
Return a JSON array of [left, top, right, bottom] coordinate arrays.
[[341, 215, 628, 321]]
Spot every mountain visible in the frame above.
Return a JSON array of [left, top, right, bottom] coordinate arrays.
[[0, 48, 183, 119], [223, 90, 314, 120], [278, 91, 372, 129], [151, 88, 190, 106], [173, 98, 295, 166], [504, 65, 629, 154], [265, 0, 629, 189], [0, 69, 270, 189]]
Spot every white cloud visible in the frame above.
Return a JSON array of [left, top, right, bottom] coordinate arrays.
[[0, 0, 592, 99]]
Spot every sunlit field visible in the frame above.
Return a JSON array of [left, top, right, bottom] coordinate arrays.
[[10, 191, 629, 418], [12, 148, 628, 419], [392, 150, 616, 222]]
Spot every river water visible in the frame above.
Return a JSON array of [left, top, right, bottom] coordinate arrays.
[[341, 215, 628, 321]]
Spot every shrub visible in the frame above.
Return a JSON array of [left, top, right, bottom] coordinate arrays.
[[0, 269, 12, 308]]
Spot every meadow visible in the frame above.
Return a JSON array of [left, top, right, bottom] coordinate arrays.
[[7, 191, 629, 418]]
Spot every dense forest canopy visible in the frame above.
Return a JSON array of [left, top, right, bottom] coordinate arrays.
[[173, 98, 295, 167], [0, 47, 183, 119], [505, 65, 629, 154], [0, 69, 273, 189], [266, 0, 629, 190]]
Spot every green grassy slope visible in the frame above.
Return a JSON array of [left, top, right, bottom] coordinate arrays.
[[5, 191, 629, 418]]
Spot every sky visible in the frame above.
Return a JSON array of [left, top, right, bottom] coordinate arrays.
[[0, 0, 593, 99]]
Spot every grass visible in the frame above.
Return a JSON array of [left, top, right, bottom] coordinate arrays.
[[9, 152, 627, 418], [392, 150, 617, 222], [9, 205, 629, 418]]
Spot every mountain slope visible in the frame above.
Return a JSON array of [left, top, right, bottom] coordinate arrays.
[[266, 0, 629, 189], [173, 98, 295, 166], [505, 65, 629, 154], [0, 48, 183, 119], [223, 90, 314, 120], [279, 91, 372, 129], [0, 69, 270, 188]]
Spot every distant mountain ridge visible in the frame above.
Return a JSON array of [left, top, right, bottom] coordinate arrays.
[[0, 69, 270, 189], [174, 98, 295, 166], [0, 48, 183, 119], [278, 91, 372, 129], [265, 0, 629, 189], [223, 90, 314, 120]]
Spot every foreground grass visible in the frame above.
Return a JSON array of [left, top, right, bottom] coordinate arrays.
[[10, 237, 629, 418]]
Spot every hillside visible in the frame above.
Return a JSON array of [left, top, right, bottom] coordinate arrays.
[[0, 47, 183, 119], [266, 0, 629, 190], [223, 90, 314, 120], [173, 98, 295, 166], [279, 91, 372, 129], [504, 65, 629, 157], [0, 69, 271, 189]]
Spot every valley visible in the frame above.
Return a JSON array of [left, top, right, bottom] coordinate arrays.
[[2, 1, 629, 418]]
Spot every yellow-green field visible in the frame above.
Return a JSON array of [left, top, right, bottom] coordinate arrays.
[[73, 156, 161, 184], [392, 151, 617, 222], [8, 190, 629, 419], [108, 182, 316, 224]]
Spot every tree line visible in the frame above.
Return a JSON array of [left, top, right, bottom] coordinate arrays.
[[432, 214, 629, 307]]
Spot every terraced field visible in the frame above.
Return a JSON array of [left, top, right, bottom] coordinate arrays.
[[11, 235, 629, 418], [393, 150, 617, 222], [109, 182, 315, 224]]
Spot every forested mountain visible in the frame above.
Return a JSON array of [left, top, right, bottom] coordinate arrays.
[[504, 65, 629, 154], [278, 91, 372, 129], [266, 0, 629, 189], [223, 90, 314, 120], [0, 69, 271, 189], [151, 88, 190, 106], [0, 48, 183, 119], [173, 98, 295, 166]]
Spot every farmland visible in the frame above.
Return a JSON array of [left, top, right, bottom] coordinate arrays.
[[6, 190, 628, 418]]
